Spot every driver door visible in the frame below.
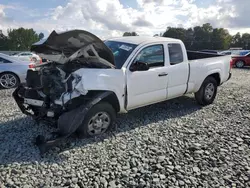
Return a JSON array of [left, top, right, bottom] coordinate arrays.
[[126, 44, 168, 110]]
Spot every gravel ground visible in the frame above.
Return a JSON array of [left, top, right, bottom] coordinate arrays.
[[0, 68, 250, 188]]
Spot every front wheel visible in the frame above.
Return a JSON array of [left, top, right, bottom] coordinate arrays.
[[0, 72, 20, 89], [195, 76, 218, 106], [76, 102, 116, 138]]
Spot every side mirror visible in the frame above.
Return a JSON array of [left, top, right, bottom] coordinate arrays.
[[130, 61, 149, 72]]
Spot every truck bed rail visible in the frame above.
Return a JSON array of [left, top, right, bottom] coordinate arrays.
[[187, 50, 225, 60]]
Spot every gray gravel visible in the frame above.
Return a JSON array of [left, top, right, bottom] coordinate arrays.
[[1, 68, 250, 188]]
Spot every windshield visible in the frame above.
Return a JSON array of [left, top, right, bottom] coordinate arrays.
[[104, 41, 137, 69]]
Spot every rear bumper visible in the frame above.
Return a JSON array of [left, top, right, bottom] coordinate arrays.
[[220, 72, 231, 86], [227, 72, 232, 81]]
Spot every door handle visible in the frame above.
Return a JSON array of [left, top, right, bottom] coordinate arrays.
[[158, 73, 168, 77]]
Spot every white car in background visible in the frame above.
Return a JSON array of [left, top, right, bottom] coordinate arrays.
[[0, 53, 31, 89], [12, 52, 41, 63]]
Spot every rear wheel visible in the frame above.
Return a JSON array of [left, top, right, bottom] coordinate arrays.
[[76, 102, 116, 138], [195, 76, 218, 106], [235, 60, 245, 68], [0, 72, 20, 89]]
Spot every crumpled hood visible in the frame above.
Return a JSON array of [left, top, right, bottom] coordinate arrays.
[[30, 29, 115, 68]]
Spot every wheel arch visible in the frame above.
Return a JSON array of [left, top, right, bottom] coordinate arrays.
[[101, 92, 120, 113], [207, 73, 221, 86], [194, 71, 221, 93], [85, 90, 120, 113]]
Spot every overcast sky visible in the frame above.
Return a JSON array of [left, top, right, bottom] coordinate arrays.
[[0, 0, 249, 39]]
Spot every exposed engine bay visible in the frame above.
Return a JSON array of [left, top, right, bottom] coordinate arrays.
[[18, 61, 88, 119], [13, 60, 114, 154], [13, 29, 117, 154]]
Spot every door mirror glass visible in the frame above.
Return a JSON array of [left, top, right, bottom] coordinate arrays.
[[130, 61, 149, 72]]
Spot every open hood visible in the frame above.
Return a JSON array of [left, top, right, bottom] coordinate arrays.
[[31, 29, 115, 68]]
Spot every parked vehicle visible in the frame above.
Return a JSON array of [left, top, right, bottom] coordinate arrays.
[[219, 50, 250, 56], [230, 52, 250, 68], [229, 47, 243, 50], [219, 51, 232, 55], [239, 50, 250, 56], [0, 53, 31, 89], [12, 51, 41, 63], [12, 30, 232, 153], [198, 50, 219, 54]]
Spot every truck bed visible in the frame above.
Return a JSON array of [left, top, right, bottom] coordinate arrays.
[[186, 52, 231, 94], [187, 50, 224, 60]]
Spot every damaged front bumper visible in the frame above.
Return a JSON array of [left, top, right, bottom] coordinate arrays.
[[13, 84, 60, 124], [13, 85, 113, 154], [13, 85, 34, 117]]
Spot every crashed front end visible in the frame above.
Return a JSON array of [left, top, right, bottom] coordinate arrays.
[[12, 30, 115, 154]]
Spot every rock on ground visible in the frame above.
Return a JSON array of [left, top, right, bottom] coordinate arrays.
[[0, 68, 250, 187]]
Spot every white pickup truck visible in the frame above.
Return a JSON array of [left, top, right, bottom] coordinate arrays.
[[13, 30, 231, 153]]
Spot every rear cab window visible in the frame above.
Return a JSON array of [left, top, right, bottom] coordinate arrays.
[[167, 43, 184, 65]]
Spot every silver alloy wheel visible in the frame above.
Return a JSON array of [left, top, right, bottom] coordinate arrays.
[[204, 83, 215, 100], [236, 61, 244, 68], [0, 73, 17, 89], [87, 112, 111, 135]]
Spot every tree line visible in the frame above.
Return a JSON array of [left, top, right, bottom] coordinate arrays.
[[0, 24, 249, 51], [123, 23, 250, 51], [0, 28, 44, 51]]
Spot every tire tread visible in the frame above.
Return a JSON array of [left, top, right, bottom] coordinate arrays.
[[76, 102, 116, 138], [195, 76, 217, 106]]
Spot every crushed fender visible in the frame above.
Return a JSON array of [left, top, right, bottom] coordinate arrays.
[[33, 91, 113, 154]]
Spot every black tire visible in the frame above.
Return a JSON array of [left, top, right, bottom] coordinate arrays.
[[235, 60, 245, 68], [76, 102, 116, 138], [195, 76, 218, 106], [0, 72, 20, 89]]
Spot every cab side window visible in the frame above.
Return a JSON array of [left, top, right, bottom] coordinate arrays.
[[168, 43, 184, 65], [135, 45, 164, 68]]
